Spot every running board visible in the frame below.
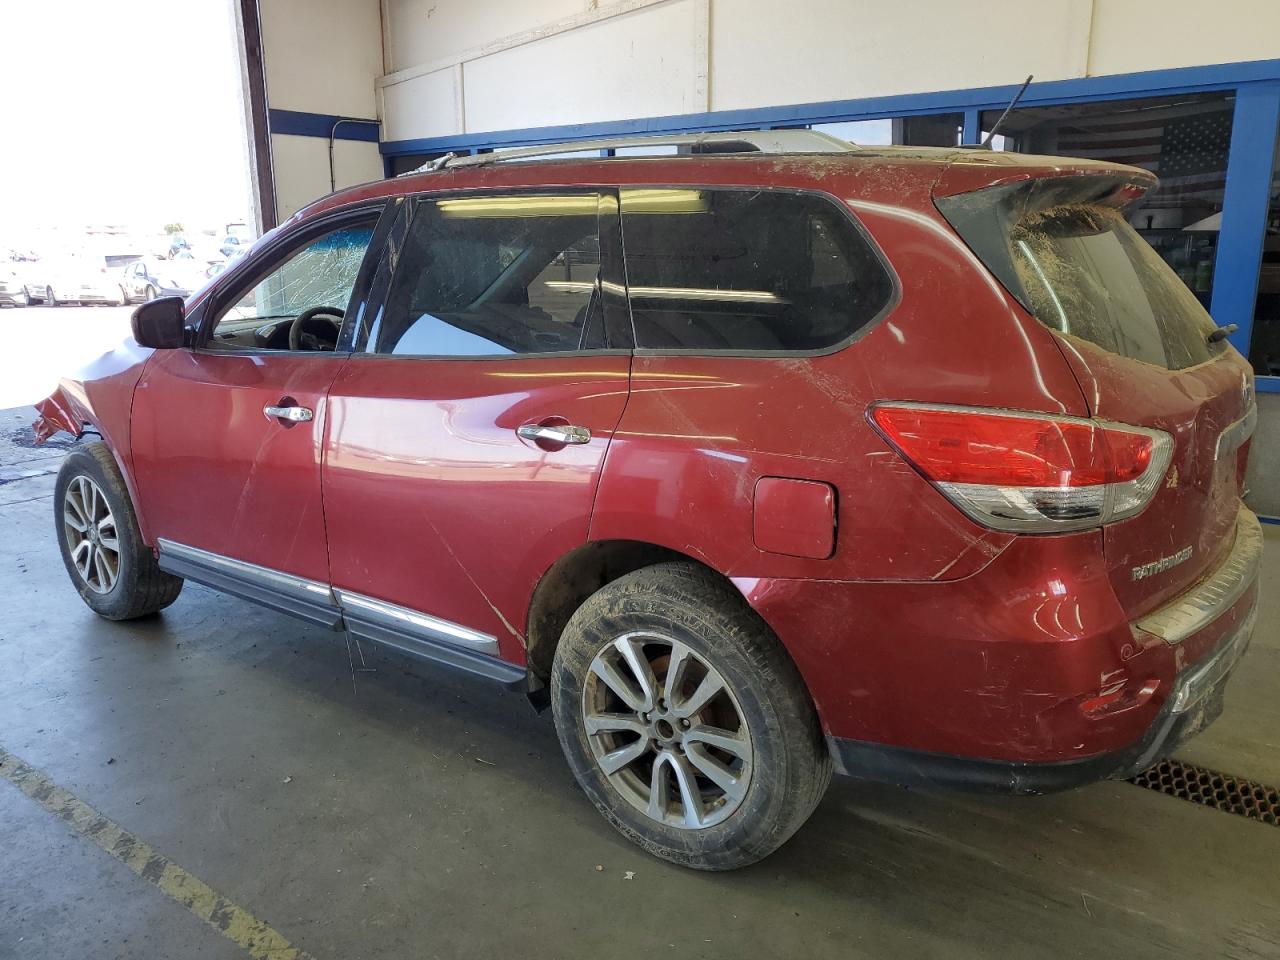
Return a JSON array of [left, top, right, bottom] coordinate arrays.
[[155, 539, 526, 688]]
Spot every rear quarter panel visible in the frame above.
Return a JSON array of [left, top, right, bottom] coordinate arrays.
[[591, 159, 1089, 583]]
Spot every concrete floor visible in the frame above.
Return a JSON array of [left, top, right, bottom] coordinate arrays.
[[1, 399, 1279, 960]]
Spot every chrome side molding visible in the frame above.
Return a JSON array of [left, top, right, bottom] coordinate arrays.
[[157, 538, 341, 629], [155, 539, 522, 686], [334, 589, 500, 658], [1134, 506, 1263, 645]]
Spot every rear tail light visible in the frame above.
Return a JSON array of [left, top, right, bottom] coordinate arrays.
[[869, 403, 1173, 533]]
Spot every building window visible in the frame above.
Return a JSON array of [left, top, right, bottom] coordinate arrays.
[[982, 93, 1235, 314], [811, 113, 963, 147], [1251, 134, 1280, 377]]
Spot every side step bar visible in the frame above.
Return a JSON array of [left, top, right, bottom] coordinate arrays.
[[156, 539, 526, 689]]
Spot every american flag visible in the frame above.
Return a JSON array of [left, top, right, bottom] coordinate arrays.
[[1040, 99, 1232, 207]]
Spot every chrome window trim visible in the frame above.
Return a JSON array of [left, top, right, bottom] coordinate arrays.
[[333, 589, 500, 658], [1134, 505, 1263, 645], [1216, 403, 1258, 461]]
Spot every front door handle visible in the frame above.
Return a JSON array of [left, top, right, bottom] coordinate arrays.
[[517, 423, 591, 445], [263, 404, 314, 423]]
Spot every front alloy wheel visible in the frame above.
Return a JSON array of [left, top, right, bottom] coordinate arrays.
[[62, 475, 120, 593], [584, 632, 752, 829]]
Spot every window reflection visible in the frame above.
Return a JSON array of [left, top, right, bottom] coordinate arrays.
[[1249, 137, 1280, 376], [811, 114, 962, 147], [982, 93, 1235, 313]]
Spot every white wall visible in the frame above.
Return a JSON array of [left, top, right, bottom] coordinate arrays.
[[378, 0, 1280, 142], [258, 0, 385, 220], [270, 135, 383, 221]]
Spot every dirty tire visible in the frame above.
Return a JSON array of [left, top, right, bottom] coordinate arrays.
[[551, 561, 831, 870], [54, 441, 183, 620]]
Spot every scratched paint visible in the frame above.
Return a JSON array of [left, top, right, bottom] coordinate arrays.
[[0, 746, 314, 960]]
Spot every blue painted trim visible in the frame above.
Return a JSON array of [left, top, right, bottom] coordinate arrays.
[[962, 108, 980, 145], [1256, 376, 1280, 393], [269, 109, 380, 142], [1209, 85, 1280, 352], [1259, 514, 1280, 525], [379, 58, 1280, 156]]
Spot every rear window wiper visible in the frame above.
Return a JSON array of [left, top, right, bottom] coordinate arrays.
[[1207, 323, 1238, 344]]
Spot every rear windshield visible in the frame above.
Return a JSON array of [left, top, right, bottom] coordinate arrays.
[[937, 177, 1226, 370]]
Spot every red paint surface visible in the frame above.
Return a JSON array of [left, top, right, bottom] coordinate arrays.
[[32, 148, 1257, 769], [753, 478, 836, 560], [322, 355, 631, 662]]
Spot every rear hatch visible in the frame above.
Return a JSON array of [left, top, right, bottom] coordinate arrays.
[[935, 165, 1255, 620]]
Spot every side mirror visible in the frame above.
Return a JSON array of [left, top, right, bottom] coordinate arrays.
[[131, 296, 187, 349]]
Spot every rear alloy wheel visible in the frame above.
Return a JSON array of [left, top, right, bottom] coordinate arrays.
[[583, 633, 752, 828], [45, 286, 57, 306], [552, 562, 831, 870], [55, 441, 183, 619], [145, 284, 158, 301]]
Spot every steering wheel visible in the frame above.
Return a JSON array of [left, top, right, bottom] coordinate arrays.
[[288, 305, 345, 351]]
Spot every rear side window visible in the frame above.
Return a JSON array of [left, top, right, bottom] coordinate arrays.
[[620, 189, 894, 352], [938, 178, 1226, 370]]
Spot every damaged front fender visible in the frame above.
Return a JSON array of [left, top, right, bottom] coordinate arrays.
[[33, 387, 84, 443]]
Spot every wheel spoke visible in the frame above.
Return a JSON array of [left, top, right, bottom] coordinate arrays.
[[613, 636, 657, 711], [584, 713, 648, 737], [597, 737, 650, 776], [72, 539, 91, 575], [590, 657, 647, 713], [64, 494, 89, 531], [685, 744, 747, 800], [92, 547, 111, 589], [662, 640, 693, 705], [646, 753, 673, 821], [97, 516, 118, 552], [97, 547, 118, 590], [674, 669, 726, 718], [684, 724, 750, 759], [668, 754, 705, 828]]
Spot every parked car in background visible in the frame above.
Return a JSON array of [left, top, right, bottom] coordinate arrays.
[[34, 131, 1260, 870], [218, 235, 247, 257], [46, 256, 128, 306], [21, 263, 54, 304], [0, 266, 29, 306], [120, 259, 196, 303]]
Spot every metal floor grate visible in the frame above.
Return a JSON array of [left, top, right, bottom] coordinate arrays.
[[1130, 759, 1279, 825]]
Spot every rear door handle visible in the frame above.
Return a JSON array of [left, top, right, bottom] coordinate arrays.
[[263, 404, 314, 423], [517, 423, 591, 445]]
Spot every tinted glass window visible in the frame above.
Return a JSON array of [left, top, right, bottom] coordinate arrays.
[[207, 224, 374, 351], [367, 194, 612, 356], [938, 178, 1225, 370], [981, 93, 1234, 315], [621, 189, 893, 352], [1249, 131, 1280, 377]]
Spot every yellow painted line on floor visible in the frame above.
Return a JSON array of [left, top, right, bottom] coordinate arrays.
[[0, 746, 315, 960]]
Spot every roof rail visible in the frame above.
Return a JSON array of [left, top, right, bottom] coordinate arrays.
[[409, 129, 855, 174]]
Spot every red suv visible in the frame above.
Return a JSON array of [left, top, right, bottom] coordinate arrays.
[[36, 131, 1261, 870]]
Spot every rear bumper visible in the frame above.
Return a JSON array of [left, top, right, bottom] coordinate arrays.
[[826, 598, 1256, 794], [740, 503, 1263, 773]]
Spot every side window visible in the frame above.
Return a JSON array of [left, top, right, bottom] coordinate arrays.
[[206, 223, 375, 352], [621, 189, 895, 352], [363, 193, 618, 356]]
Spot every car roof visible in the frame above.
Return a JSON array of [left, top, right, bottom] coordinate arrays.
[[293, 146, 1154, 225]]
